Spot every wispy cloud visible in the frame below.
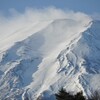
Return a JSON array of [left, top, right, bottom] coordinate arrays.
[[0, 7, 91, 36], [0, 7, 92, 51]]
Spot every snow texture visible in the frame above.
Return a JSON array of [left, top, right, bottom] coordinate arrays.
[[0, 10, 100, 99]]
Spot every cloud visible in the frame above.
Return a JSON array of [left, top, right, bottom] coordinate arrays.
[[0, 7, 90, 34], [0, 7, 92, 51], [0, 7, 91, 42], [0, 7, 91, 23], [0, 7, 92, 38]]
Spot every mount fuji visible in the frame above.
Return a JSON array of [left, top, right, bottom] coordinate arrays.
[[0, 13, 100, 100]]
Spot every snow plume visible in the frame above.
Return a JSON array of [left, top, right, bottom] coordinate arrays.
[[0, 7, 91, 33], [0, 7, 91, 51]]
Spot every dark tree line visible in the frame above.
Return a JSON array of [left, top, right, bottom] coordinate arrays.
[[55, 88, 100, 100], [55, 88, 85, 100]]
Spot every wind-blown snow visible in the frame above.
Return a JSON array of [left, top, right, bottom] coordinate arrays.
[[0, 8, 100, 100]]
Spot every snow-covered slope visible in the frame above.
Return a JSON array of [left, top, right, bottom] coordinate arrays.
[[0, 17, 100, 100]]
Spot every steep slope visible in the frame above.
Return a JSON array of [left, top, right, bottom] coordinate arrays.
[[35, 20, 100, 99], [0, 18, 100, 100], [0, 20, 53, 51], [51, 20, 100, 97]]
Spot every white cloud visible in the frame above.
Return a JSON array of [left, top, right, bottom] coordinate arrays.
[[0, 7, 92, 52], [0, 7, 92, 38], [0, 7, 91, 26]]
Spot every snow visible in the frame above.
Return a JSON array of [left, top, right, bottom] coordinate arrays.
[[0, 20, 53, 51], [0, 12, 100, 100]]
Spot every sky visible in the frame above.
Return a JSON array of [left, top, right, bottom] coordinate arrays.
[[0, 0, 100, 16]]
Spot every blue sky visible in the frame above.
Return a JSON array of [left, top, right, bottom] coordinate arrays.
[[0, 0, 100, 16]]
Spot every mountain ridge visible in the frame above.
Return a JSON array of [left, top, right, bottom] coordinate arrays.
[[0, 18, 100, 100]]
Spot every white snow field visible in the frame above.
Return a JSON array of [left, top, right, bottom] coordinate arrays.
[[0, 10, 100, 100]]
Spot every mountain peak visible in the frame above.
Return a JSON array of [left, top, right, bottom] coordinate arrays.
[[0, 19, 100, 99]]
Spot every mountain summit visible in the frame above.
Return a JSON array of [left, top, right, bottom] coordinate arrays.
[[0, 18, 100, 100]]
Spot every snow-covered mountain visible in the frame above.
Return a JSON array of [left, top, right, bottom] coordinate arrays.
[[0, 15, 100, 100]]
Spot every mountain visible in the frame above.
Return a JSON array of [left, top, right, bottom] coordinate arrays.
[[0, 17, 100, 100]]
